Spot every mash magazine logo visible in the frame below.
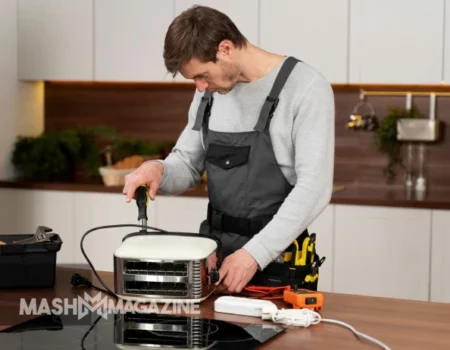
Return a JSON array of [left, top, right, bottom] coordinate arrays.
[[19, 292, 200, 322]]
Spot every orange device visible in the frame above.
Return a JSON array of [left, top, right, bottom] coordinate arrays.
[[283, 287, 324, 311]]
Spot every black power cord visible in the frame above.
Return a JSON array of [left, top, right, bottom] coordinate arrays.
[[72, 224, 222, 299], [72, 224, 168, 299], [81, 313, 104, 350]]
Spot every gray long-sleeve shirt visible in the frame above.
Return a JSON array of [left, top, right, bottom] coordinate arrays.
[[157, 58, 335, 270]]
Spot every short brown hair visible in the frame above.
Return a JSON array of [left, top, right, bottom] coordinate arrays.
[[163, 5, 248, 77]]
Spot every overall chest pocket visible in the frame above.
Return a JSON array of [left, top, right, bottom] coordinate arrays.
[[205, 143, 251, 215], [205, 144, 250, 170]]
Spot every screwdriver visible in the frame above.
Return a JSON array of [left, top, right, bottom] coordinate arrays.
[[135, 185, 149, 231]]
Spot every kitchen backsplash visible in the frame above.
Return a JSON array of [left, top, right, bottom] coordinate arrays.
[[43, 82, 450, 188]]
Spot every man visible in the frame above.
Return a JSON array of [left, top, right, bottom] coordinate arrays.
[[122, 5, 335, 294]]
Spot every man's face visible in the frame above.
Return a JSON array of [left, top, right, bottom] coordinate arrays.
[[179, 55, 240, 94]]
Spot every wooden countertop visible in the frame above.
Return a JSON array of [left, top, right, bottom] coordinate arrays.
[[1, 179, 450, 210], [1, 267, 450, 349]]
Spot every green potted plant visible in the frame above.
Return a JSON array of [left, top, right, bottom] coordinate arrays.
[[374, 106, 420, 183], [70, 125, 116, 182], [11, 125, 116, 183], [11, 129, 79, 182]]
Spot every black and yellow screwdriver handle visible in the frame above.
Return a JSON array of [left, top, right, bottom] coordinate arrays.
[[298, 236, 311, 266], [308, 233, 316, 264], [135, 185, 149, 228], [283, 240, 304, 266], [284, 240, 297, 264]]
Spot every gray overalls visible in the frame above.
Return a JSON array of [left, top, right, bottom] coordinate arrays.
[[193, 57, 323, 289]]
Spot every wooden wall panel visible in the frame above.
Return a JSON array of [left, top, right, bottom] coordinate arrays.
[[44, 82, 450, 187], [44, 82, 196, 141]]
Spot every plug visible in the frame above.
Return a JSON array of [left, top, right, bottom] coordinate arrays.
[[261, 305, 278, 320], [71, 273, 93, 288], [209, 268, 220, 284]]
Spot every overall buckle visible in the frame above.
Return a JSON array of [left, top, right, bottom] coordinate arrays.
[[201, 95, 213, 117], [266, 96, 279, 118]]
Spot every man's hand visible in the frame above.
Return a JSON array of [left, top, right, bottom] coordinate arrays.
[[215, 248, 258, 294], [122, 161, 164, 202]]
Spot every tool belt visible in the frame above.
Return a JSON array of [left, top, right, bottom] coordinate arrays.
[[207, 204, 326, 291], [250, 230, 326, 291], [250, 253, 325, 291]]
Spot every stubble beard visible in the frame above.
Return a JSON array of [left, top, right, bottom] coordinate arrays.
[[219, 61, 240, 94]]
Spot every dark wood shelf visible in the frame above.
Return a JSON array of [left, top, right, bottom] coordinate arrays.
[[329, 183, 450, 210], [0, 179, 450, 210]]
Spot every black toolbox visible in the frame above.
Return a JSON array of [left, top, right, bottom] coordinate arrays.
[[0, 226, 63, 288]]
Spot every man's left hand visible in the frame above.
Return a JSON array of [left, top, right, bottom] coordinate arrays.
[[215, 248, 258, 294]]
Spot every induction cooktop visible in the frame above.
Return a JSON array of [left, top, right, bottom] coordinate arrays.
[[0, 308, 286, 349]]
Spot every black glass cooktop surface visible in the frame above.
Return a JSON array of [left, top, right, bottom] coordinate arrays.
[[0, 309, 286, 349]]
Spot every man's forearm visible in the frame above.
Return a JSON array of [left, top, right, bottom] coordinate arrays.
[[157, 151, 204, 195]]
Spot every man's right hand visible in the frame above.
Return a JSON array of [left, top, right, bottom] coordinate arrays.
[[122, 161, 164, 202]]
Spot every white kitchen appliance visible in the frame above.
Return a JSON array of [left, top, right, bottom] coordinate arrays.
[[79, 186, 221, 304], [114, 232, 220, 303]]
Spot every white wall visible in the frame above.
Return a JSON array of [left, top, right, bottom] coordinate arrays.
[[0, 0, 43, 179]]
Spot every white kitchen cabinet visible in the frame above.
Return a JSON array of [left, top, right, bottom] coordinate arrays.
[[444, 1, 450, 84], [14, 189, 76, 265], [308, 205, 334, 293], [94, 0, 174, 82], [349, 0, 445, 84], [259, 0, 349, 84], [18, 0, 93, 81], [430, 210, 450, 303], [154, 195, 209, 233], [334, 204, 432, 301], [173, 0, 259, 82], [73, 191, 157, 272]]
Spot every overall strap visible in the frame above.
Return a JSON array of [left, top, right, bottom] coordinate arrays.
[[192, 90, 213, 131], [254, 57, 300, 132]]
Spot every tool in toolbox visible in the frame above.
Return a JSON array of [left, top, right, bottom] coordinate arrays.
[[75, 184, 222, 303], [10, 226, 56, 244], [0, 226, 57, 245]]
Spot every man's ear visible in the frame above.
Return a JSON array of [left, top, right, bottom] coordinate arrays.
[[217, 40, 234, 59]]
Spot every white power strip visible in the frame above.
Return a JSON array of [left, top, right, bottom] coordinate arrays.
[[214, 296, 277, 317]]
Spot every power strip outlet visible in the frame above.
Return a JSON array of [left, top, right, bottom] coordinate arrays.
[[214, 296, 278, 317]]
